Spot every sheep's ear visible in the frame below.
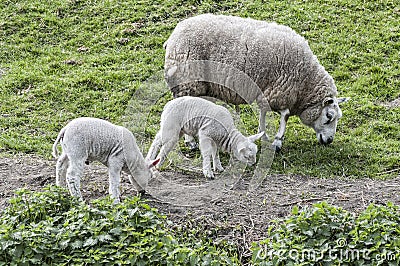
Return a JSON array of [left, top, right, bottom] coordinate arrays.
[[323, 97, 335, 106], [337, 97, 350, 105], [148, 158, 160, 169], [248, 132, 264, 143]]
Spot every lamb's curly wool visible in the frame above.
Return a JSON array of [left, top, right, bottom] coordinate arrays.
[[164, 14, 346, 150], [52, 117, 157, 202], [146, 96, 264, 179]]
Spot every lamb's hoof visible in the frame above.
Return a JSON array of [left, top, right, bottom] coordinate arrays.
[[138, 190, 146, 197], [214, 166, 225, 173], [203, 170, 215, 180]]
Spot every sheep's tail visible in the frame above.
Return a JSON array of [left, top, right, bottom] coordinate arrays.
[[52, 127, 66, 158], [163, 39, 168, 49]]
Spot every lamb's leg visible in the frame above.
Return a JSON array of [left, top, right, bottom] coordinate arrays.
[[156, 135, 179, 167], [66, 160, 85, 200], [107, 158, 123, 204], [272, 109, 290, 152], [56, 153, 69, 187], [211, 141, 224, 172], [198, 134, 214, 179], [146, 132, 162, 160]]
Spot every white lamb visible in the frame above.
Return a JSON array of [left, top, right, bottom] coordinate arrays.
[[52, 117, 159, 203], [164, 14, 349, 151], [146, 96, 264, 179]]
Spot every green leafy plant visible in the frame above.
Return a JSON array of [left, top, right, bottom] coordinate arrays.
[[252, 202, 400, 266], [0, 186, 238, 265], [350, 202, 400, 266]]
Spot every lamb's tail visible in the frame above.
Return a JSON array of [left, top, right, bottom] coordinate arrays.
[[52, 127, 66, 158]]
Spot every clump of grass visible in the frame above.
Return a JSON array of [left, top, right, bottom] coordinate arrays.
[[0, 0, 398, 179]]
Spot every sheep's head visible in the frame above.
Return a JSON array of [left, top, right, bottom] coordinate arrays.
[[299, 97, 349, 145], [235, 132, 264, 165]]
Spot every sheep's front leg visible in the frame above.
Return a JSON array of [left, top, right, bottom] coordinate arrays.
[[146, 132, 162, 160], [56, 153, 69, 187], [272, 109, 290, 152], [198, 135, 214, 179], [156, 136, 179, 167], [66, 160, 85, 200], [146, 132, 162, 161], [108, 159, 123, 204]]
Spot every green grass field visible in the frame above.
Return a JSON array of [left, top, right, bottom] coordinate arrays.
[[0, 0, 399, 179]]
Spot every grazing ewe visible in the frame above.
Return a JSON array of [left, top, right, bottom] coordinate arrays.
[[52, 117, 159, 203], [146, 96, 264, 179], [164, 14, 349, 151]]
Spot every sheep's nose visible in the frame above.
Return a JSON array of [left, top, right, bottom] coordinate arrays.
[[318, 135, 333, 145]]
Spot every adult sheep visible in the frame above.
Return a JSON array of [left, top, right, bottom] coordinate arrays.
[[164, 14, 348, 151]]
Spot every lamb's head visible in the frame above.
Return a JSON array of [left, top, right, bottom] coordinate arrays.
[[128, 158, 160, 194], [299, 97, 349, 145], [234, 132, 264, 165]]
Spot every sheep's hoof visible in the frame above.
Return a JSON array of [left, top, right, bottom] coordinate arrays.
[[112, 198, 121, 204], [214, 166, 225, 173], [272, 139, 282, 152], [138, 190, 146, 197], [203, 170, 215, 180]]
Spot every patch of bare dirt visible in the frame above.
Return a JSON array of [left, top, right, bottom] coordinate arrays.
[[0, 155, 399, 261]]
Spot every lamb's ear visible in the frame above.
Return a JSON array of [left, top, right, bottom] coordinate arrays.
[[148, 158, 160, 169], [248, 132, 265, 143], [323, 97, 335, 106], [337, 97, 350, 105]]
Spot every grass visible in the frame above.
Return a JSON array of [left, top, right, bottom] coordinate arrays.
[[0, 0, 399, 179]]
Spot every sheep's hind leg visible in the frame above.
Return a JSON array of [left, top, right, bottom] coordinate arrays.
[[56, 153, 69, 187], [257, 96, 270, 141], [66, 160, 85, 200], [272, 109, 290, 152]]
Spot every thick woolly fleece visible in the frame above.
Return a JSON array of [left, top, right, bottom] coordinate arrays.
[[146, 96, 263, 178], [164, 13, 338, 125], [52, 117, 151, 200]]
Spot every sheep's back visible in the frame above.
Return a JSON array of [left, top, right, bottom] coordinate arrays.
[[165, 14, 322, 111], [161, 96, 235, 134], [62, 118, 122, 162]]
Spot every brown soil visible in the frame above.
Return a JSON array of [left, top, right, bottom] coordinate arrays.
[[0, 155, 399, 261]]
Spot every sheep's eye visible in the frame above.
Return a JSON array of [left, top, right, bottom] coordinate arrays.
[[325, 112, 333, 124]]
